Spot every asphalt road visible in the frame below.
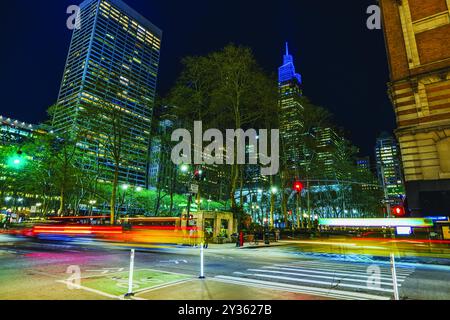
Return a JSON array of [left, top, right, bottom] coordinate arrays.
[[0, 235, 449, 300]]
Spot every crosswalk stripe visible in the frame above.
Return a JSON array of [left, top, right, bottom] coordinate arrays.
[[246, 269, 401, 287], [284, 259, 414, 269], [214, 276, 391, 300], [281, 262, 414, 275], [273, 263, 413, 276], [250, 273, 396, 293], [264, 266, 406, 282]]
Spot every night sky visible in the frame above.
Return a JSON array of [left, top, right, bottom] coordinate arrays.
[[1, 0, 395, 157]]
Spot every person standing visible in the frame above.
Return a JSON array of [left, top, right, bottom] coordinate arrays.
[[204, 227, 212, 249], [275, 229, 281, 242]]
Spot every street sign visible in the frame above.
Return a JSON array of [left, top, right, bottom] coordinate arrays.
[[190, 184, 199, 194]]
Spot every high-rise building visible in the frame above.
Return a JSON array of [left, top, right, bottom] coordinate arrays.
[[53, 0, 162, 187], [380, 0, 450, 215], [356, 157, 371, 172], [375, 133, 405, 201], [279, 42, 304, 169], [356, 156, 380, 192], [148, 118, 177, 191], [313, 127, 346, 179]]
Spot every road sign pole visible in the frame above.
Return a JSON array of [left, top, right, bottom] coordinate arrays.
[[390, 252, 400, 300], [125, 249, 135, 297], [199, 242, 205, 279]]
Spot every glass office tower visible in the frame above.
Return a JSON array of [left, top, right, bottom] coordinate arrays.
[[375, 132, 405, 199], [53, 0, 162, 187]]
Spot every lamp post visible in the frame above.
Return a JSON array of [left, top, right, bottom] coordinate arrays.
[[207, 198, 212, 211], [88, 200, 97, 216], [257, 189, 263, 225], [270, 186, 278, 228], [293, 181, 304, 231], [179, 164, 192, 222], [263, 216, 270, 245]]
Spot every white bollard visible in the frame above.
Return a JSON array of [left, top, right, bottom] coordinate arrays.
[[390, 252, 400, 300], [199, 243, 205, 279], [126, 249, 135, 297]]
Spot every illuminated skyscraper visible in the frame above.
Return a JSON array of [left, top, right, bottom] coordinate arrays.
[[279, 42, 304, 169], [356, 157, 371, 172], [53, 0, 162, 187], [375, 133, 405, 200], [313, 127, 346, 179]]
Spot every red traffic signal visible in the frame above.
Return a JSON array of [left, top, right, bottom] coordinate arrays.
[[288, 210, 293, 216], [194, 169, 205, 181], [392, 205, 406, 217], [293, 181, 304, 193]]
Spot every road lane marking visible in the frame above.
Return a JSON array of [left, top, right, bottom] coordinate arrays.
[[213, 276, 390, 300], [270, 265, 410, 280], [282, 262, 414, 275], [56, 280, 124, 300], [250, 273, 395, 293], [135, 278, 195, 296], [248, 268, 402, 286]]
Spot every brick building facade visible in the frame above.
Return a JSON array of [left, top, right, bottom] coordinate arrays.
[[379, 0, 450, 215]]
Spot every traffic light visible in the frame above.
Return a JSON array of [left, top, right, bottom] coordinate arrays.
[[288, 210, 293, 216], [293, 181, 303, 193], [194, 169, 206, 181], [392, 205, 406, 217]]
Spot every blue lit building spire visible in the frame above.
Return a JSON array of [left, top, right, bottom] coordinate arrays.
[[279, 42, 302, 84]]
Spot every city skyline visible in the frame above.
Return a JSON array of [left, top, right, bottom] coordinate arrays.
[[1, 0, 394, 157], [1, 0, 450, 305]]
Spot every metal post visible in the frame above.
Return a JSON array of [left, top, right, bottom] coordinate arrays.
[[199, 242, 205, 279], [296, 192, 300, 229], [186, 194, 192, 219], [125, 249, 135, 297], [381, 166, 391, 218], [390, 252, 400, 300]]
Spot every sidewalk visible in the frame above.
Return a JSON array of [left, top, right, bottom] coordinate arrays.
[[204, 240, 289, 250]]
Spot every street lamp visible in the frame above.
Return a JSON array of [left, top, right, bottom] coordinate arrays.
[[263, 217, 270, 245], [269, 186, 278, 228], [207, 198, 212, 211], [136, 186, 143, 193], [180, 164, 189, 173], [121, 184, 129, 191]]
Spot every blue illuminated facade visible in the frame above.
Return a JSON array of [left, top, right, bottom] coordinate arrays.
[[279, 43, 302, 84]]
